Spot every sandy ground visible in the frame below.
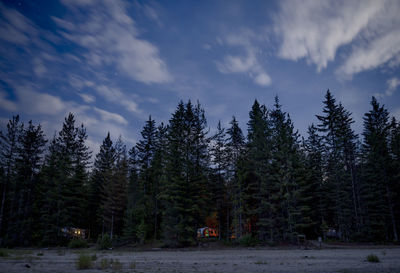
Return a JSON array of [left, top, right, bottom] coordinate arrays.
[[1, 246, 400, 273]]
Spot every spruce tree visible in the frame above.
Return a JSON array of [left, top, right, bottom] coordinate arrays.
[[316, 90, 356, 241], [226, 116, 245, 239], [210, 121, 227, 240], [161, 101, 210, 247], [0, 115, 23, 244], [92, 133, 115, 238], [12, 121, 46, 245], [361, 97, 398, 241], [243, 100, 270, 239]]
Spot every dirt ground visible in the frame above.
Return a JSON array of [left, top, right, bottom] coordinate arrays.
[[1, 245, 400, 273]]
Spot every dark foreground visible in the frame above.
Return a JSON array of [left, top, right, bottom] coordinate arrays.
[[1, 246, 399, 273]]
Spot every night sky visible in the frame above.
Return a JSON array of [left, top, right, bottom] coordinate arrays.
[[1, 0, 400, 153]]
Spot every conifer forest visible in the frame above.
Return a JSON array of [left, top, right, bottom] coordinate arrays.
[[1, 90, 400, 247]]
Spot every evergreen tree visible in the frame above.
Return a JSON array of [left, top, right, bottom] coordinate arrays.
[[0, 116, 23, 244], [210, 121, 227, 240], [12, 121, 46, 245], [242, 100, 270, 239], [39, 113, 90, 245], [361, 97, 398, 241], [92, 133, 115, 238], [316, 90, 356, 241], [161, 101, 210, 247], [304, 124, 326, 238], [226, 116, 245, 239], [135, 116, 157, 242]]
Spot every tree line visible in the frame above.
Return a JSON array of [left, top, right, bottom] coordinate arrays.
[[0, 90, 399, 247]]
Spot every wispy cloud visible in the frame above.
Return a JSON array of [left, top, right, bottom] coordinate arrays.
[[373, 76, 400, 98], [386, 77, 400, 96], [274, 0, 400, 78], [93, 107, 128, 125], [217, 30, 271, 87], [0, 3, 37, 45], [55, 0, 172, 84], [0, 90, 17, 111], [337, 28, 400, 78]]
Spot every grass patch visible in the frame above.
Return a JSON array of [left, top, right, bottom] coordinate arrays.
[[68, 238, 88, 249], [0, 248, 9, 257], [255, 260, 268, 265], [129, 261, 136, 269], [37, 252, 44, 256], [76, 253, 93, 270], [366, 254, 380, 263]]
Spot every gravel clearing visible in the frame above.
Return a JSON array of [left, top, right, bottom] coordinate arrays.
[[1, 247, 399, 272]]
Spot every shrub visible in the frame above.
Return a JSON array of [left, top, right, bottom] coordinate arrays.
[[76, 253, 93, 269], [97, 234, 112, 250], [239, 234, 258, 247], [68, 238, 88, 249], [366, 254, 380, 263]]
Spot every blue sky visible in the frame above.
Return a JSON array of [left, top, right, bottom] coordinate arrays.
[[1, 0, 400, 153]]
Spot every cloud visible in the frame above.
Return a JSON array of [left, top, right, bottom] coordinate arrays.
[[274, 0, 400, 77], [372, 76, 400, 98], [217, 30, 271, 87], [386, 77, 400, 96], [0, 90, 17, 111], [79, 93, 95, 103], [55, 0, 172, 84], [16, 88, 67, 115], [68, 76, 140, 114], [93, 107, 128, 125], [0, 3, 37, 45], [95, 84, 139, 113], [337, 29, 400, 78]]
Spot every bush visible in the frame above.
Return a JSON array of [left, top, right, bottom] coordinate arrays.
[[76, 253, 93, 269], [366, 254, 380, 263], [239, 234, 258, 247], [97, 234, 112, 250], [68, 238, 88, 249]]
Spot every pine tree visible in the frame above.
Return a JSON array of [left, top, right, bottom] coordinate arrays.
[[39, 113, 90, 245], [12, 121, 46, 245], [161, 101, 210, 247], [0, 115, 23, 244], [226, 116, 245, 239], [361, 97, 398, 241], [150, 123, 168, 241], [108, 136, 128, 238], [135, 116, 157, 242], [210, 121, 227, 240], [92, 133, 115, 238], [123, 146, 140, 241], [304, 124, 326, 238], [316, 90, 356, 241], [243, 100, 270, 239]]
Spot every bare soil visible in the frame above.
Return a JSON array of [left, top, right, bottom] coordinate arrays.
[[1, 245, 399, 273]]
